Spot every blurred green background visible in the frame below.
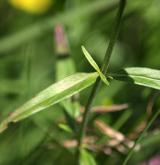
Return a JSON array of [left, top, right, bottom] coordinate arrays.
[[0, 0, 160, 164]]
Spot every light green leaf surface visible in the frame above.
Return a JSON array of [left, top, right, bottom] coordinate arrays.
[[58, 124, 73, 133], [56, 58, 76, 81], [82, 46, 109, 85], [0, 72, 98, 133], [111, 67, 160, 90], [80, 149, 97, 165], [56, 57, 81, 118]]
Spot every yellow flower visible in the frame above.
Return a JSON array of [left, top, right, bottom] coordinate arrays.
[[9, 0, 53, 14]]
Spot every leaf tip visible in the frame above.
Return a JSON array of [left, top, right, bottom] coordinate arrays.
[[81, 45, 86, 54], [81, 45, 84, 49]]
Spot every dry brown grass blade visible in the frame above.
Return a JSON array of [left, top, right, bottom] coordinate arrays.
[[63, 136, 97, 148], [80, 103, 128, 114], [95, 120, 125, 141], [94, 120, 136, 153], [128, 121, 147, 140], [92, 104, 128, 113]]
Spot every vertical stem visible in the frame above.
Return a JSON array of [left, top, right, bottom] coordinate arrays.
[[101, 0, 126, 74], [76, 0, 126, 164]]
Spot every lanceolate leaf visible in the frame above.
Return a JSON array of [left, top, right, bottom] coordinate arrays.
[[0, 72, 98, 133], [80, 149, 97, 165], [81, 46, 109, 85], [111, 67, 160, 90], [58, 123, 73, 134]]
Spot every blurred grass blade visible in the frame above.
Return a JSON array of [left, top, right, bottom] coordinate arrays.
[[80, 149, 97, 165], [55, 24, 79, 118], [0, 80, 25, 94], [82, 46, 109, 85], [0, 0, 119, 54], [111, 67, 160, 90], [95, 120, 125, 141], [58, 124, 73, 134], [113, 110, 132, 130], [0, 72, 98, 133]]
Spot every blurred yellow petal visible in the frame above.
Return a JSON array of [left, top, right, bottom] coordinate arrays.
[[9, 0, 53, 14]]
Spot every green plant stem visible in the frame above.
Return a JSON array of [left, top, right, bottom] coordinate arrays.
[[122, 109, 160, 165], [76, 0, 126, 164]]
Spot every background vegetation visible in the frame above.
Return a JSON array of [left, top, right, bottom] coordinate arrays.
[[0, 0, 160, 164]]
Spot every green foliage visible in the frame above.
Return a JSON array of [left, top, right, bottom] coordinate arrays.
[[0, 0, 119, 54], [58, 123, 73, 133], [0, 0, 160, 165], [0, 72, 98, 132], [80, 149, 97, 165], [82, 46, 109, 85], [111, 67, 160, 90]]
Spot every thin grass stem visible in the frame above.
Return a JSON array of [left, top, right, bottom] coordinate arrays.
[[122, 109, 160, 165]]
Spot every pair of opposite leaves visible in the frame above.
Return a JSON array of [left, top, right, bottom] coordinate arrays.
[[0, 46, 160, 133]]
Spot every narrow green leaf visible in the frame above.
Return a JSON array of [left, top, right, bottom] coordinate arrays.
[[56, 58, 76, 81], [80, 149, 97, 165], [111, 67, 160, 90], [81, 46, 109, 85], [0, 72, 98, 133], [58, 124, 73, 133]]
